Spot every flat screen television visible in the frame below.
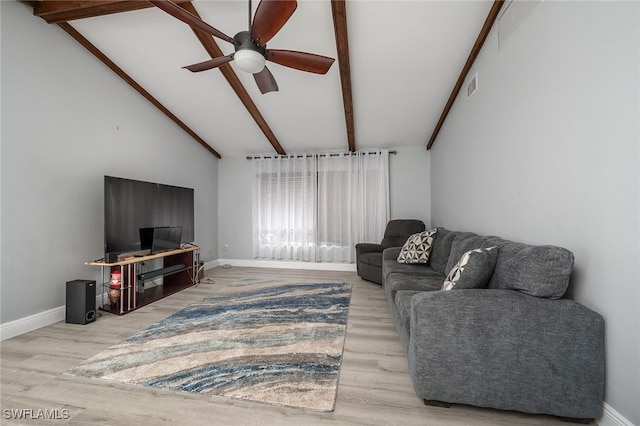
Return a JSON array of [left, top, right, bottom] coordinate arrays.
[[139, 227, 155, 251], [150, 226, 182, 254], [104, 176, 194, 257]]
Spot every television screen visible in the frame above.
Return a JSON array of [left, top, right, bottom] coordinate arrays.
[[151, 226, 182, 254], [104, 176, 194, 256], [139, 227, 155, 251]]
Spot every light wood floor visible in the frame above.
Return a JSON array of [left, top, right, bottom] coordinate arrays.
[[1, 267, 582, 425]]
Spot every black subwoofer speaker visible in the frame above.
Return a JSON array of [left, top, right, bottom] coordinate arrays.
[[66, 279, 96, 324]]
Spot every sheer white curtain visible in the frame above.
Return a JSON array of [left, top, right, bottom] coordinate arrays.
[[252, 150, 389, 263], [252, 155, 317, 261], [317, 150, 390, 262]]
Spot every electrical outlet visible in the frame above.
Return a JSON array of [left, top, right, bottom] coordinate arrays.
[[223, 244, 229, 251]]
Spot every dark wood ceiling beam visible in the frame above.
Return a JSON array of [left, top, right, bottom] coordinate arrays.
[[20, 1, 41, 8], [331, 0, 355, 152], [179, 2, 286, 155], [426, 0, 505, 150], [30, 0, 190, 24], [57, 22, 222, 159]]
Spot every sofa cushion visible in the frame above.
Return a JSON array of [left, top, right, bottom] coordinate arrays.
[[445, 233, 498, 274], [442, 246, 498, 290], [488, 243, 574, 299], [385, 272, 444, 302], [428, 228, 458, 275], [397, 229, 437, 264], [383, 247, 437, 284]]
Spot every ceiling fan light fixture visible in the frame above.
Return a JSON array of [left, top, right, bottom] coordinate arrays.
[[234, 49, 266, 74]]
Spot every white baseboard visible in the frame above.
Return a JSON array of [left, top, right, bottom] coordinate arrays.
[[0, 305, 65, 341], [1, 294, 105, 341], [210, 258, 357, 272], [597, 402, 634, 426]]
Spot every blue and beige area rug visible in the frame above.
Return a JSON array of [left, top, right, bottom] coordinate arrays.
[[66, 279, 352, 411]]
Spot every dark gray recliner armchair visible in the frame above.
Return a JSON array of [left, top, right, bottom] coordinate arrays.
[[355, 219, 425, 284]]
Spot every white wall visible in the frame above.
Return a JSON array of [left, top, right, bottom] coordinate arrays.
[[389, 146, 431, 226], [430, 1, 639, 424], [218, 147, 430, 260], [217, 155, 254, 259], [1, 2, 219, 324]]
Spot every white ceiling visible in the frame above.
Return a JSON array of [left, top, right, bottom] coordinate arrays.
[[61, 1, 493, 157]]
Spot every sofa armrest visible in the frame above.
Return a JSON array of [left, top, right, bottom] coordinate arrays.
[[355, 243, 383, 256], [381, 247, 402, 284], [408, 289, 604, 419], [383, 247, 402, 261]]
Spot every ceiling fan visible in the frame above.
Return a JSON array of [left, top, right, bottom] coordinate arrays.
[[149, 0, 335, 94]]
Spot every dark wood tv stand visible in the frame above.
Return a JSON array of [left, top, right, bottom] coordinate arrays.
[[85, 246, 200, 315]]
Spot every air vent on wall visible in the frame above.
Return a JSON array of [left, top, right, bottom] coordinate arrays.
[[467, 73, 478, 99]]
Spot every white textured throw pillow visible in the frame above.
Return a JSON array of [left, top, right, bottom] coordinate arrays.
[[397, 229, 437, 264], [442, 246, 498, 291]]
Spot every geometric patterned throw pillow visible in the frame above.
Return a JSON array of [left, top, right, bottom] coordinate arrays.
[[441, 246, 498, 291], [397, 228, 438, 264]]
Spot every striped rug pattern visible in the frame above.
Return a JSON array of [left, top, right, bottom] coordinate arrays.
[[66, 280, 352, 411]]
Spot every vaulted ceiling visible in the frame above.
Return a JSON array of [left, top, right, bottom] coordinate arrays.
[[21, 0, 501, 158]]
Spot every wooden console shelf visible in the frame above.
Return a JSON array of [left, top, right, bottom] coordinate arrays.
[[85, 246, 200, 315]]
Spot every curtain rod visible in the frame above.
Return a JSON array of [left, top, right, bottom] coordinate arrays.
[[246, 150, 397, 160]]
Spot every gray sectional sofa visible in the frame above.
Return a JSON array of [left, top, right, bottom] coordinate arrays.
[[382, 227, 605, 421]]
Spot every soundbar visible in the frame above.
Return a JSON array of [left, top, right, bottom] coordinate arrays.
[[137, 263, 188, 282]]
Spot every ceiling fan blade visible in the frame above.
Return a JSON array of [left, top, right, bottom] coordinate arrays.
[[265, 49, 335, 74], [254, 67, 279, 94], [250, 0, 297, 46], [183, 54, 234, 72], [149, 0, 236, 45]]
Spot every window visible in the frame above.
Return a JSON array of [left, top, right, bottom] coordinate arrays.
[[252, 151, 389, 263]]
